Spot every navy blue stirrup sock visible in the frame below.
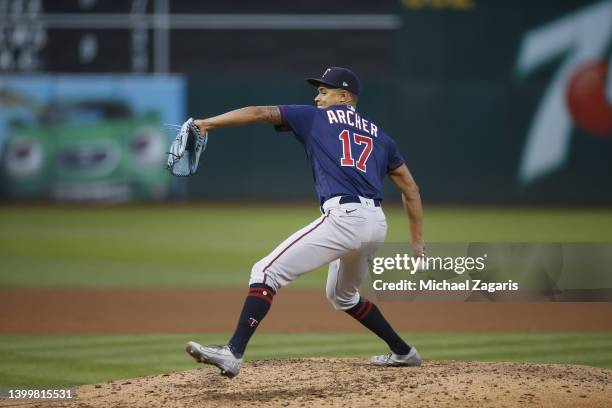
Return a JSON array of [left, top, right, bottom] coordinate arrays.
[[345, 298, 411, 355], [228, 283, 275, 358]]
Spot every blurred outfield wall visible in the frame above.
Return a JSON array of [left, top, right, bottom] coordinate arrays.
[[0, 0, 610, 204], [187, 0, 612, 204]]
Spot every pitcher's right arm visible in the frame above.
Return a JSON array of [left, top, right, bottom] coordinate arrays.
[[388, 163, 425, 257]]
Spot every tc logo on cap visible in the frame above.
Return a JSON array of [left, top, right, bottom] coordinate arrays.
[[306, 66, 362, 96]]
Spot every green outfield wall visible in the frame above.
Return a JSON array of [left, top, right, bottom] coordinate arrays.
[[184, 0, 612, 204], [1, 0, 610, 204]]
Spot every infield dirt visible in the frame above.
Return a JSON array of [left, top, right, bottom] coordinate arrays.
[[2, 288, 612, 333], [2, 288, 612, 407], [10, 359, 612, 408]]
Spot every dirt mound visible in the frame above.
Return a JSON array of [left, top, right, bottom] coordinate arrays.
[[18, 359, 612, 408]]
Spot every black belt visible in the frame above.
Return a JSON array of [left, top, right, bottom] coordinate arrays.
[[338, 195, 381, 207]]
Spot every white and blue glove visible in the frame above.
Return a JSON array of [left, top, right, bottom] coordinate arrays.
[[166, 118, 208, 177]]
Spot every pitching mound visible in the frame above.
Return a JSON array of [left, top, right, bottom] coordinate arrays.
[[24, 359, 612, 408]]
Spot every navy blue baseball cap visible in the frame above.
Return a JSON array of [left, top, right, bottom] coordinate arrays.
[[306, 67, 361, 96]]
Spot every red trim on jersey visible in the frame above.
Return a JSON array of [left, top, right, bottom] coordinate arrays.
[[262, 215, 327, 274], [354, 134, 373, 173], [387, 161, 404, 173], [247, 293, 273, 304], [339, 129, 355, 166], [274, 105, 291, 132], [278, 105, 287, 125], [357, 302, 373, 321]]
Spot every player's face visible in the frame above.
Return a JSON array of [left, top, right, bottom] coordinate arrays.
[[314, 86, 346, 109]]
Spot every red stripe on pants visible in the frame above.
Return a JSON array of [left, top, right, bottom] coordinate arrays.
[[262, 215, 327, 274]]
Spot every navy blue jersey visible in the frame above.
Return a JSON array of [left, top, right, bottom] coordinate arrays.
[[276, 104, 405, 203]]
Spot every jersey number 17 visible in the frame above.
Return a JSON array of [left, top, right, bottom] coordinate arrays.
[[339, 130, 373, 173]]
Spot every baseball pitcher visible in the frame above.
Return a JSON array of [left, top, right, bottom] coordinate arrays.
[[184, 67, 425, 377]]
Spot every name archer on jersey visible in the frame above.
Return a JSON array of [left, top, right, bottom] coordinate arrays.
[[325, 108, 379, 137]]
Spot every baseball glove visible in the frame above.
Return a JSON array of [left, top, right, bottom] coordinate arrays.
[[166, 118, 208, 177]]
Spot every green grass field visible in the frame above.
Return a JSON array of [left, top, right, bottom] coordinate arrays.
[[1, 205, 611, 288], [1, 205, 611, 389], [1, 332, 611, 388]]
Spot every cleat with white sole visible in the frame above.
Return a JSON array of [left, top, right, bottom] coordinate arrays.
[[370, 347, 422, 367], [185, 341, 243, 378]]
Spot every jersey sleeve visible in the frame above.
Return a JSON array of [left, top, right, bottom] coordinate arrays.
[[387, 139, 405, 173], [274, 105, 317, 143]]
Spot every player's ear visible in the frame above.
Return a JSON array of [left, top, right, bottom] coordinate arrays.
[[340, 90, 350, 104]]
